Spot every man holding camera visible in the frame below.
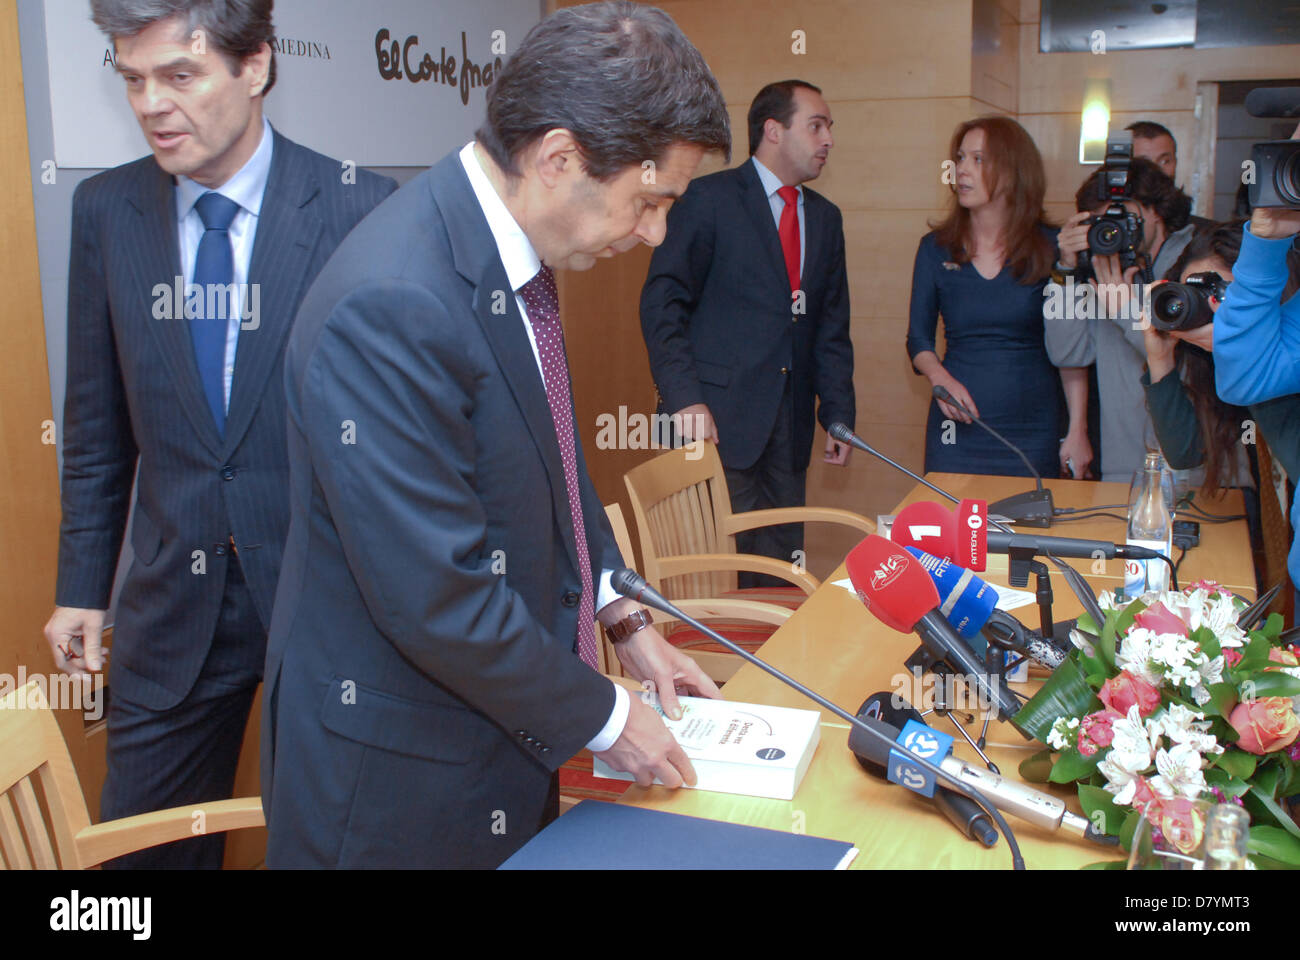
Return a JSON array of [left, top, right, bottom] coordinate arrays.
[[1213, 122, 1300, 607], [1044, 153, 1196, 481]]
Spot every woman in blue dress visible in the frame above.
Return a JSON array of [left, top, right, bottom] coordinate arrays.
[[907, 116, 1092, 479]]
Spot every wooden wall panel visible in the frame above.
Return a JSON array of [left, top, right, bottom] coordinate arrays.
[[0, 0, 107, 822]]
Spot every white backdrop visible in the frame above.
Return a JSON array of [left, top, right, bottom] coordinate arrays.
[[43, 0, 541, 167]]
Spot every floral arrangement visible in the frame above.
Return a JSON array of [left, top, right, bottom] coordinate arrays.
[[1015, 580, 1300, 867]]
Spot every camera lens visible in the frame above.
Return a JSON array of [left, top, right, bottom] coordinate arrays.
[[1151, 283, 1212, 332], [1280, 148, 1300, 207], [1089, 218, 1124, 254]]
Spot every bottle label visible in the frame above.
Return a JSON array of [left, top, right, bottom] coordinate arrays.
[[1124, 538, 1170, 595]]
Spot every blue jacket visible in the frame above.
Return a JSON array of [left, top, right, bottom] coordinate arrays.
[[1214, 222, 1300, 585]]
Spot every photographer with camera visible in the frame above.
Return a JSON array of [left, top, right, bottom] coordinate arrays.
[[1140, 224, 1300, 573], [1212, 120, 1300, 606], [1044, 144, 1196, 481]]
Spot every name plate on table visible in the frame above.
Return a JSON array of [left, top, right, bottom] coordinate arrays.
[[592, 694, 821, 801]]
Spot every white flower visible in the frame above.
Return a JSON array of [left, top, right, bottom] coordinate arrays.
[[1151, 743, 1208, 799], [1047, 716, 1079, 751], [1106, 706, 1156, 775], [1069, 628, 1097, 657], [1117, 628, 1164, 686]]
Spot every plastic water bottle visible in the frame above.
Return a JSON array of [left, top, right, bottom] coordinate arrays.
[[1125, 452, 1172, 596]]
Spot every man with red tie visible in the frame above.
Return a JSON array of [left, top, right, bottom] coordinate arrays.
[[261, 2, 730, 868], [641, 80, 855, 584]]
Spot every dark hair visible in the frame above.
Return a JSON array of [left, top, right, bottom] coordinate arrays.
[[1075, 157, 1192, 232], [929, 115, 1056, 284], [1126, 121, 1175, 145], [1160, 221, 1300, 496], [91, 0, 276, 97], [747, 80, 822, 156], [477, 2, 730, 182]]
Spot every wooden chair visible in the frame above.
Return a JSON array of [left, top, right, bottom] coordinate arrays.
[[0, 680, 263, 869], [600, 503, 793, 682], [623, 444, 874, 675]]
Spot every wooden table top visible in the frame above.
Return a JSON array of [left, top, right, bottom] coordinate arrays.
[[617, 473, 1259, 869]]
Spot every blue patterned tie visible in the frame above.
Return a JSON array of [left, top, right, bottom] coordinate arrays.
[[191, 191, 240, 435]]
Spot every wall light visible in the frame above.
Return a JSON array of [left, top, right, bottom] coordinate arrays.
[[1079, 78, 1111, 164]]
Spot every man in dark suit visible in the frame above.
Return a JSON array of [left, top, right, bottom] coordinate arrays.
[[43, 1, 394, 868], [260, 2, 730, 868], [641, 80, 855, 583]]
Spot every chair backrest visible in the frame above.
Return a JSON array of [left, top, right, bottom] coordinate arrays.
[[623, 442, 737, 601], [0, 680, 94, 869]]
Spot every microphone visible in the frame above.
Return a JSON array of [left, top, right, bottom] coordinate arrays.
[[828, 421, 971, 512], [610, 567, 1029, 868], [854, 692, 997, 847], [1245, 86, 1300, 119], [904, 547, 1067, 670], [844, 535, 1026, 727], [892, 499, 987, 571], [848, 715, 1107, 842], [932, 385, 1054, 527]]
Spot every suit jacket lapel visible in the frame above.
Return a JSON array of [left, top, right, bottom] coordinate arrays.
[[429, 159, 579, 573], [737, 160, 794, 294], [126, 162, 224, 458], [224, 131, 323, 453]]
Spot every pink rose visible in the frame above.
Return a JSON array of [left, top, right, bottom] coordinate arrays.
[[1099, 671, 1163, 718], [1227, 698, 1300, 755], [1267, 647, 1299, 668], [1152, 797, 1208, 855], [1077, 710, 1122, 756], [1130, 776, 1161, 815], [1134, 601, 1189, 637]]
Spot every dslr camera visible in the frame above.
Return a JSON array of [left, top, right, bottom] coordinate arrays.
[[1077, 132, 1145, 279], [1149, 272, 1229, 333], [1244, 87, 1300, 209]]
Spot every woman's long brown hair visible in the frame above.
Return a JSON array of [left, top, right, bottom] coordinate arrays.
[[930, 115, 1056, 284]]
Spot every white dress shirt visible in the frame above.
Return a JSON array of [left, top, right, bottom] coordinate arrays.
[[458, 141, 629, 751], [175, 117, 274, 411], [751, 154, 805, 280]]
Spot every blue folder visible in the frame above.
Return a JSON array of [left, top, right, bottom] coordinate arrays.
[[500, 800, 857, 870]]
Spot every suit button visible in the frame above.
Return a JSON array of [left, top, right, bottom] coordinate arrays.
[[561, 591, 580, 608], [221, 466, 236, 481], [540, 746, 551, 755], [213, 543, 227, 557], [780, 367, 789, 375]]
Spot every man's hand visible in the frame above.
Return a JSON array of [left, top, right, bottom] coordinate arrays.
[[1092, 256, 1140, 323], [1056, 210, 1092, 270], [1059, 431, 1093, 480], [44, 607, 106, 676], [823, 436, 850, 465], [611, 621, 721, 720], [673, 403, 718, 445], [594, 694, 697, 788]]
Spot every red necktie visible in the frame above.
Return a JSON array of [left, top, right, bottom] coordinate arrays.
[[518, 265, 600, 670], [777, 185, 801, 293]]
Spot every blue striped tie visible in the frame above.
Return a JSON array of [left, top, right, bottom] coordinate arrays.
[[191, 191, 240, 435]]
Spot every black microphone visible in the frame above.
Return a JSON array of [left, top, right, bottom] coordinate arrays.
[[854, 692, 998, 847], [986, 529, 1163, 562], [1245, 86, 1300, 119], [932, 385, 1054, 527], [609, 567, 1028, 868]]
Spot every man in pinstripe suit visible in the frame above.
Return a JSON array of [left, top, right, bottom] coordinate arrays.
[[42, 0, 394, 867]]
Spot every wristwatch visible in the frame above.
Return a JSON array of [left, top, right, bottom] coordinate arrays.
[[606, 608, 654, 643], [1050, 260, 1076, 285]]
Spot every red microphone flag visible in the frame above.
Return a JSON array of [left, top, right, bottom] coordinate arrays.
[[845, 534, 940, 634]]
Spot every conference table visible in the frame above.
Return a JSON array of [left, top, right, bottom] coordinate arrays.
[[617, 474, 1259, 869]]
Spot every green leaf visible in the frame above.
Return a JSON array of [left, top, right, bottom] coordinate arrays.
[[1200, 682, 1237, 718], [1212, 749, 1257, 781], [1118, 808, 1142, 854], [1203, 767, 1251, 797], [1018, 748, 1054, 783], [1192, 624, 1221, 660], [1097, 610, 1122, 674], [1079, 784, 1125, 837], [1235, 634, 1276, 674], [1262, 612, 1285, 640], [1014, 660, 1101, 743], [1075, 612, 1099, 635], [1050, 747, 1101, 783], [1248, 672, 1300, 699], [1253, 763, 1282, 797], [1248, 826, 1300, 865], [1248, 783, 1300, 840]]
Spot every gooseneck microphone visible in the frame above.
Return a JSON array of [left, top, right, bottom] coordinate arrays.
[[932, 384, 1054, 527], [610, 567, 1028, 869], [828, 421, 970, 512]]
